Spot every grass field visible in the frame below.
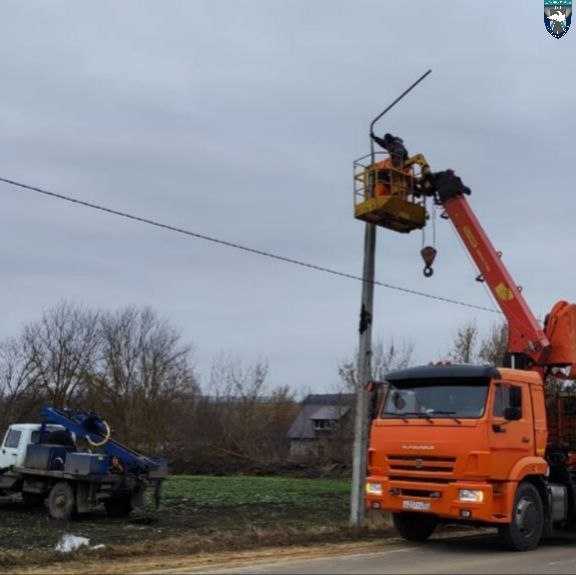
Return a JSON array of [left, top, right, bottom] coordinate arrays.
[[0, 475, 375, 568]]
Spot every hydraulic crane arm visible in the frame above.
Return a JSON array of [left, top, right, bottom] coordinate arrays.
[[41, 406, 166, 473], [430, 170, 576, 376], [354, 135, 576, 375], [431, 171, 550, 368]]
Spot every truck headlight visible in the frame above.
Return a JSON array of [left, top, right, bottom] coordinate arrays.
[[459, 489, 484, 503], [366, 482, 383, 496]]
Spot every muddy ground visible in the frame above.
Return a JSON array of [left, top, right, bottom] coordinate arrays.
[[1, 475, 380, 570]]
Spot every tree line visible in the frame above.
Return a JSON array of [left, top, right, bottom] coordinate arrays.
[[0, 302, 297, 473], [0, 302, 511, 473]]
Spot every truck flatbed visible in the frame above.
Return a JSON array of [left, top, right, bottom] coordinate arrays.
[[12, 466, 126, 484]]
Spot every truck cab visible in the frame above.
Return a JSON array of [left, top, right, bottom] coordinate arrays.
[[365, 364, 556, 550], [0, 424, 68, 472]]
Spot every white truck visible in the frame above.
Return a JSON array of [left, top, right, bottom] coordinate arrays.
[[0, 407, 167, 520]]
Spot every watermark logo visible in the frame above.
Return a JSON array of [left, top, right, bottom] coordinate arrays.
[[545, 0, 571, 38]]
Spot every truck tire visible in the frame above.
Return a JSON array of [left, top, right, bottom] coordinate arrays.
[[22, 492, 44, 508], [498, 482, 544, 551], [104, 495, 132, 518], [392, 512, 437, 542], [48, 481, 75, 520]]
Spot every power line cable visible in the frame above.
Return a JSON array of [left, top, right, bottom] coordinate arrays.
[[0, 175, 500, 314]]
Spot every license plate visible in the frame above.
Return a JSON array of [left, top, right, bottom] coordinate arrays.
[[402, 500, 430, 511]]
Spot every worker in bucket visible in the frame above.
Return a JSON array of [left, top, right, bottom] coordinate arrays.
[[369, 132, 410, 197]]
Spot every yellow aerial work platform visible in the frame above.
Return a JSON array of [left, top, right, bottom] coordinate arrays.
[[353, 152, 429, 234]]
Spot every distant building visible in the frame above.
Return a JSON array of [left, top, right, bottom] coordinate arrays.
[[286, 393, 354, 460]]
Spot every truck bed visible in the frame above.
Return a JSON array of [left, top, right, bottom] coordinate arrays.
[[12, 466, 127, 484]]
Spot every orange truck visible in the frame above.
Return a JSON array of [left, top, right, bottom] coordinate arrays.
[[354, 139, 576, 551]]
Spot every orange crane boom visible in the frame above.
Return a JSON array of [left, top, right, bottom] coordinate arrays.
[[433, 172, 549, 367], [431, 169, 576, 376]]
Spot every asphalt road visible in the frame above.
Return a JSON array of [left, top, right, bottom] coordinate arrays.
[[201, 532, 576, 575]]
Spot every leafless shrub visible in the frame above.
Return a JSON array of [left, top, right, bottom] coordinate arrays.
[[187, 354, 297, 468]]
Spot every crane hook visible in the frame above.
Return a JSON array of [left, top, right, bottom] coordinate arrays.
[[421, 246, 437, 277]]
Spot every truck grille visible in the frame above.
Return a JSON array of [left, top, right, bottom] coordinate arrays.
[[386, 454, 456, 475], [400, 488, 442, 498]]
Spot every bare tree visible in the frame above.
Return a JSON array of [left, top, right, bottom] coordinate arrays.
[[338, 338, 414, 392], [205, 354, 269, 462], [20, 302, 101, 408], [448, 320, 508, 367], [478, 322, 508, 366], [208, 352, 268, 401], [448, 321, 479, 364], [194, 354, 296, 466], [0, 338, 39, 430], [90, 307, 198, 451], [329, 338, 414, 465]]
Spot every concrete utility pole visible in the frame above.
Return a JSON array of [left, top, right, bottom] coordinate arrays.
[[348, 70, 432, 529], [349, 222, 376, 528]]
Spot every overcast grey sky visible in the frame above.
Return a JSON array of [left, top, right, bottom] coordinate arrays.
[[0, 1, 573, 394]]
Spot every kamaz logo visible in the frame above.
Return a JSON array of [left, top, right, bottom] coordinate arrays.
[[401, 445, 435, 450]]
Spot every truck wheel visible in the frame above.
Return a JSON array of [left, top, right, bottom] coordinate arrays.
[[392, 512, 437, 542], [498, 482, 543, 551], [22, 492, 44, 508], [48, 481, 75, 520], [104, 496, 132, 518]]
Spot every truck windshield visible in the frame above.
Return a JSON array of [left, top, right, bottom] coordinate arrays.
[[381, 378, 490, 420]]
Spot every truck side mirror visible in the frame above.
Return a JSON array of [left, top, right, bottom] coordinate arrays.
[[504, 406, 522, 421]]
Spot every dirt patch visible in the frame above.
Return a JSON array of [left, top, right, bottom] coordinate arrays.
[[10, 528, 489, 575], [9, 538, 405, 574], [5, 527, 398, 574]]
